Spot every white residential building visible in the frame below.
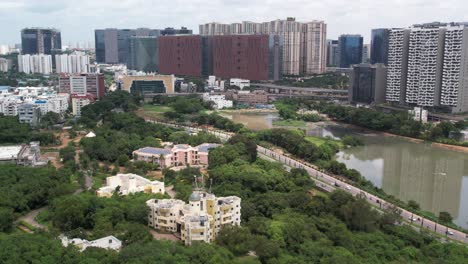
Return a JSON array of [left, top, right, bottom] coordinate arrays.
[[0, 58, 11, 72], [55, 52, 91, 73], [97, 173, 165, 198], [33, 93, 69, 114], [441, 25, 468, 112], [206, 75, 225, 90], [147, 189, 241, 246], [18, 54, 53, 74], [71, 95, 91, 116], [60, 235, 122, 252], [229, 78, 250, 90], [0, 87, 68, 116], [385, 23, 468, 113], [386, 28, 411, 103], [202, 93, 233, 109], [408, 107, 429, 123]]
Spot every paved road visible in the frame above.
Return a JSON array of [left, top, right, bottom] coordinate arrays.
[[146, 119, 468, 244], [258, 146, 468, 244], [16, 172, 93, 232]]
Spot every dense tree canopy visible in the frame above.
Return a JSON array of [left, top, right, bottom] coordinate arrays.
[[0, 115, 56, 145]]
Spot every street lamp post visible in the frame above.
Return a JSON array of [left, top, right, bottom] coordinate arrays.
[[433, 172, 447, 234]]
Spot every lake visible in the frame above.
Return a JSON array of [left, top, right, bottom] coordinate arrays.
[[220, 111, 468, 228]]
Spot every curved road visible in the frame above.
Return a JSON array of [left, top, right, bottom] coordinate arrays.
[[146, 119, 468, 244], [16, 173, 93, 232]]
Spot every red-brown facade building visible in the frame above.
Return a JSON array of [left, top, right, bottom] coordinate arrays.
[[212, 35, 269, 81], [158, 35, 203, 77], [58, 73, 105, 100]]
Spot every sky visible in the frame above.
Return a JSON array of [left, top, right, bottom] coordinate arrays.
[[1, 0, 467, 46]]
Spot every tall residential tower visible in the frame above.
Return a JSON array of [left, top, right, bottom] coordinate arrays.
[[199, 18, 327, 75], [385, 23, 468, 113]]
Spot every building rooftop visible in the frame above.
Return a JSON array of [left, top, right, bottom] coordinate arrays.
[[173, 144, 191, 150], [197, 143, 219, 153], [88, 236, 122, 251], [136, 147, 172, 155], [189, 192, 201, 202], [0, 145, 23, 161]]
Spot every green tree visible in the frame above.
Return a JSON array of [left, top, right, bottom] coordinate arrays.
[[0, 207, 14, 232], [408, 200, 421, 211], [216, 226, 253, 256], [438, 211, 453, 224]]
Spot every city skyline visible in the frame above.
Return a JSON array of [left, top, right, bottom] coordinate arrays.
[[1, 0, 468, 45]]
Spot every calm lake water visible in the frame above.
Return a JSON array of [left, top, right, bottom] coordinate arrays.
[[220, 111, 468, 228]]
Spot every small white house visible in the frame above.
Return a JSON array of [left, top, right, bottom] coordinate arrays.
[[97, 173, 165, 197], [202, 93, 233, 109], [230, 78, 250, 90], [60, 235, 122, 252]]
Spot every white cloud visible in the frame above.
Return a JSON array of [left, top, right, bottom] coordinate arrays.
[[0, 0, 467, 44]]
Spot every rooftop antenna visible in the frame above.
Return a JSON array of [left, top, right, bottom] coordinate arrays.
[[201, 174, 205, 190], [209, 178, 213, 194]]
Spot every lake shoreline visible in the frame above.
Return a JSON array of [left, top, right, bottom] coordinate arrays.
[[322, 120, 468, 154]]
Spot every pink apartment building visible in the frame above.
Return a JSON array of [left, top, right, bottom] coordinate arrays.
[[132, 143, 219, 168]]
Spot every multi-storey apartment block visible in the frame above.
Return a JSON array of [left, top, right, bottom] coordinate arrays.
[[147, 190, 241, 245], [441, 25, 468, 112], [55, 52, 91, 74], [405, 27, 445, 106], [199, 18, 327, 75], [385, 22, 468, 113], [18, 54, 53, 74], [386, 29, 410, 103], [133, 143, 219, 169]]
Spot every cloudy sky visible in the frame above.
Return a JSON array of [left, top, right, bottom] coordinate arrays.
[[1, 0, 467, 46]]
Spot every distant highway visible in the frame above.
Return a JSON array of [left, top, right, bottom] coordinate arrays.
[[145, 119, 468, 244], [252, 83, 348, 94]]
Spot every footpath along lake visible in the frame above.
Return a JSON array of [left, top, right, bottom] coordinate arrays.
[[220, 111, 468, 228]]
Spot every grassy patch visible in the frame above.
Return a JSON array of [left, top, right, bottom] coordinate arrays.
[[18, 221, 36, 232], [273, 119, 306, 127], [36, 209, 51, 225], [91, 172, 109, 190], [142, 104, 172, 113], [306, 136, 343, 148], [138, 104, 173, 119]]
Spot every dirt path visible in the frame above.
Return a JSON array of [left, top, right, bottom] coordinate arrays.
[[16, 207, 48, 231]]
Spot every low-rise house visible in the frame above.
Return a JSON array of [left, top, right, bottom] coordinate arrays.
[[97, 173, 165, 197], [202, 93, 233, 109], [147, 189, 241, 246], [60, 235, 122, 252], [133, 143, 219, 169]]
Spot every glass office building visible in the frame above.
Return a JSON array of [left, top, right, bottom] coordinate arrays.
[[338, 34, 363, 68], [370, 29, 390, 65], [21, 28, 61, 54], [95, 28, 191, 64], [128, 36, 158, 73]]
